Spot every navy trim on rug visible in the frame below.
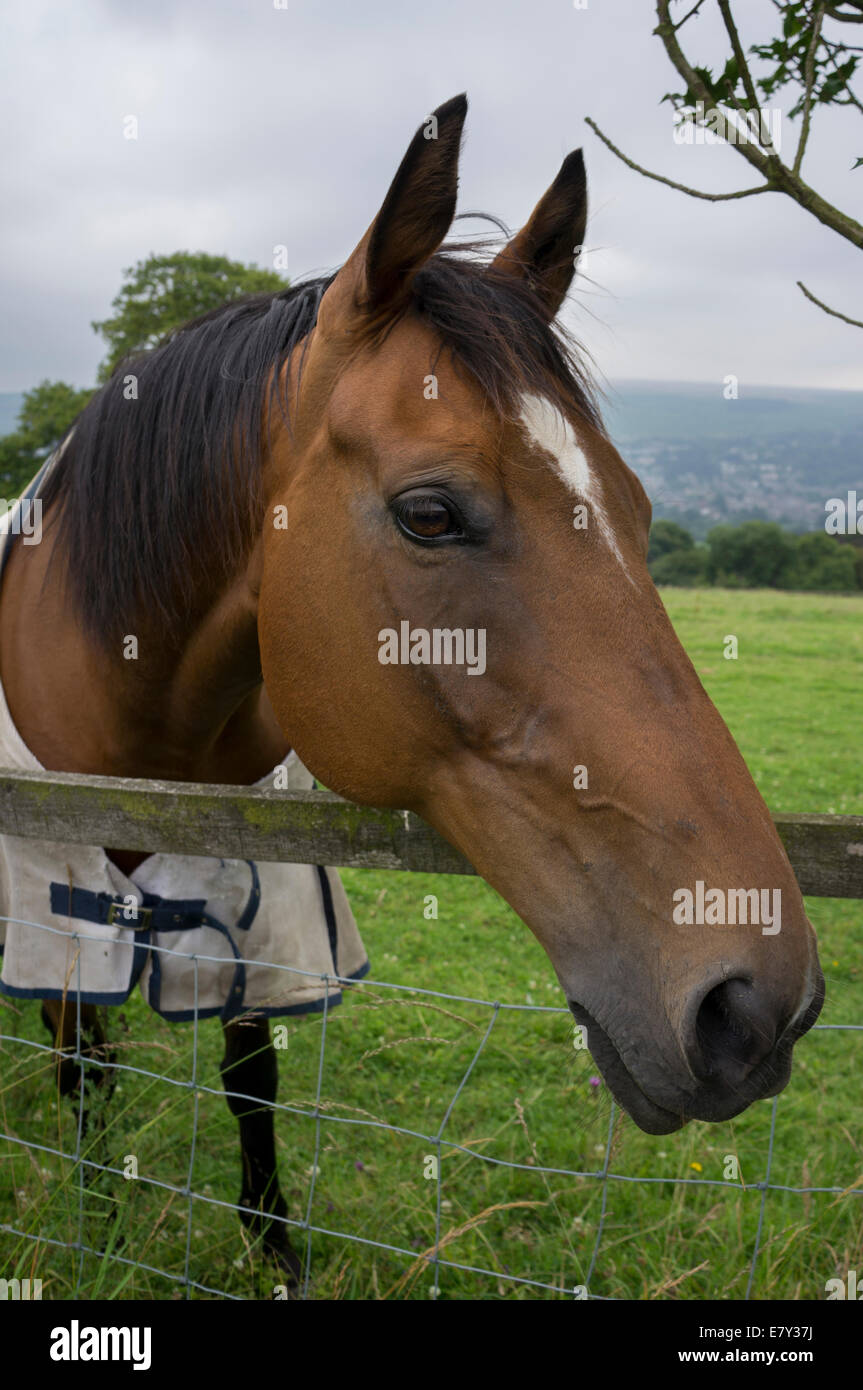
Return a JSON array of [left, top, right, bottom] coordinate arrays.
[[315, 865, 340, 976], [48, 882, 154, 999], [149, 959, 371, 1022], [234, 862, 261, 932], [0, 980, 136, 1005], [0, 958, 371, 1015]]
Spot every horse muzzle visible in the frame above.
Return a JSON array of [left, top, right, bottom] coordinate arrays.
[[568, 960, 825, 1136]]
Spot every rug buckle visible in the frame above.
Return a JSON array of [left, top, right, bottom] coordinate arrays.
[[107, 900, 153, 931]]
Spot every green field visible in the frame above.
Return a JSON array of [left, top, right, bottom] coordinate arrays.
[[1, 589, 861, 1300]]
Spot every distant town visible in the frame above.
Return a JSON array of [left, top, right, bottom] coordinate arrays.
[[604, 380, 862, 541]]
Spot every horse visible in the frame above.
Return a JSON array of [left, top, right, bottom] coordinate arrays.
[[0, 93, 824, 1289]]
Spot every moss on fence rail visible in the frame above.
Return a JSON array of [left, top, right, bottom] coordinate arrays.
[[0, 768, 473, 875], [0, 767, 861, 896]]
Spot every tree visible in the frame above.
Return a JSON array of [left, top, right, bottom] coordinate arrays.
[[648, 518, 696, 564], [587, 1, 863, 326], [92, 252, 289, 381], [834, 531, 863, 586], [786, 530, 859, 587], [651, 546, 710, 584], [0, 380, 94, 498], [706, 520, 796, 585]]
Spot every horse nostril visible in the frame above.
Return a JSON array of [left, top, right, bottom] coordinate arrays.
[[692, 978, 779, 1086]]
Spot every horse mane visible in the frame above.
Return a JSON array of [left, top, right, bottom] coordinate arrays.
[[41, 247, 603, 650]]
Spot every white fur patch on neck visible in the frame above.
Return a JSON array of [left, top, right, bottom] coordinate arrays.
[[519, 394, 631, 580]]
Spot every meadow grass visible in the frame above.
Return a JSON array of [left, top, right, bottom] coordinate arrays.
[[1, 588, 861, 1300]]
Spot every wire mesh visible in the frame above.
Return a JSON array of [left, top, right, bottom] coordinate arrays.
[[1, 912, 860, 1300]]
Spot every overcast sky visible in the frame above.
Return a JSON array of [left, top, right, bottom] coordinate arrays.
[[2, 0, 861, 395]]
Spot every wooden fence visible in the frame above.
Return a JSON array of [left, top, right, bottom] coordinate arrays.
[[0, 767, 861, 898]]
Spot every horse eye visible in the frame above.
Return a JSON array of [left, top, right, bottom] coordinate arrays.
[[393, 492, 463, 543]]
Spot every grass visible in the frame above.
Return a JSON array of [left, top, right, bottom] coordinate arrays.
[[1, 588, 861, 1300]]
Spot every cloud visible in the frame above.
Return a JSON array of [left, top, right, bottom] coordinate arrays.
[[0, 0, 859, 391]]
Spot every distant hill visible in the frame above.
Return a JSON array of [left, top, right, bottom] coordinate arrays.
[[603, 380, 863, 539], [604, 379, 863, 441], [1, 381, 860, 538]]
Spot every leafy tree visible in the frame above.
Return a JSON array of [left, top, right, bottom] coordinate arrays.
[[648, 518, 696, 564], [706, 520, 796, 586], [92, 252, 289, 381], [587, 1, 863, 326], [785, 530, 859, 588], [835, 534, 863, 587], [651, 545, 710, 585], [0, 380, 94, 498]]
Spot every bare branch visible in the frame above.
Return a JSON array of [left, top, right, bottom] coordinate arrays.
[[672, 0, 709, 29], [795, 4, 828, 174], [824, 2, 863, 21], [584, 118, 771, 199], [797, 279, 863, 325], [652, 0, 863, 248]]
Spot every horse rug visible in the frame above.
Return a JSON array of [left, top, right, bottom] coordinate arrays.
[[0, 503, 369, 1021]]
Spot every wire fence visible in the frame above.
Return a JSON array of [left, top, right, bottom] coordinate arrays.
[[2, 911, 861, 1301]]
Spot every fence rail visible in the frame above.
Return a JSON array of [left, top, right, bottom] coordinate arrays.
[[0, 767, 862, 896]]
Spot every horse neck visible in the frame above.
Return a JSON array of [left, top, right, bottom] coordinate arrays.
[[0, 516, 288, 783]]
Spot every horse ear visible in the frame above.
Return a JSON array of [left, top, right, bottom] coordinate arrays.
[[489, 150, 587, 320], [318, 94, 467, 333]]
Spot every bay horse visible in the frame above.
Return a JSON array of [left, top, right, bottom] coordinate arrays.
[[0, 94, 824, 1288]]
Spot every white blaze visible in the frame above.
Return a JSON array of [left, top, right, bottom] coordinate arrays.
[[519, 394, 631, 579]]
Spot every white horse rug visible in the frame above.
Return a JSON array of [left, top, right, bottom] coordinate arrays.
[[0, 501, 369, 1021]]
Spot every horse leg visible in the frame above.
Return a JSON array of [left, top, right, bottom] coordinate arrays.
[[40, 998, 116, 1137], [220, 1016, 301, 1286], [40, 997, 122, 1239]]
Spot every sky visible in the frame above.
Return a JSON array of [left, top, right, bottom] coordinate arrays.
[[1, 0, 861, 395]]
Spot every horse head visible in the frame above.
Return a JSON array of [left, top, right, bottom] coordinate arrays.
[[258, 95, 824, 1134]]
